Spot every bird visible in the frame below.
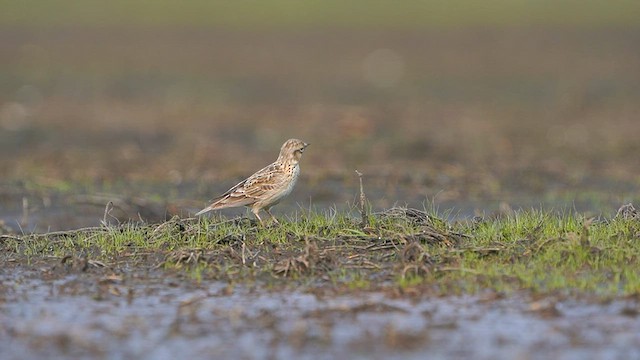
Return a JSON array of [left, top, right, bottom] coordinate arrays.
[[195, 139, 309, 225]]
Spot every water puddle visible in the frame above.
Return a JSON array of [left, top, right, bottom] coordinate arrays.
[[2, 269, 639, 359]]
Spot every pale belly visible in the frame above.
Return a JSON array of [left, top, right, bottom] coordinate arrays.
[[258, 164, 299, 208]]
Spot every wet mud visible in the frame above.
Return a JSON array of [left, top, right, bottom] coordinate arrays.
[[2, 267, 639, 359]]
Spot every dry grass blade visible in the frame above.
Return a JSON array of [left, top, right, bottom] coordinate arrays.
[[616, 203, 639, 220], [274, 237, 319, 277], [377, 207, 432, 225], [167, 249, 204, 266]]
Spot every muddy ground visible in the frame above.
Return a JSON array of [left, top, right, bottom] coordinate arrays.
[[2, 261, 640, 359], [2, 24, 640, 358]]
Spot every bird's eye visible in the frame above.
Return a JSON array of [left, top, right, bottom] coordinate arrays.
[[299, 147, 305, 153]]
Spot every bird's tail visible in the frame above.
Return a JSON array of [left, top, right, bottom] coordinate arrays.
[[195, 206, 213, 216], [195, 194, 228, 216]]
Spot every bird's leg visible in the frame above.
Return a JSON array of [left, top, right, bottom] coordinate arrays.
[[264, 208, 279, 225], [251, 207, 264, 226]]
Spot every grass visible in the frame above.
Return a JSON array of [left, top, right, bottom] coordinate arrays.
[[3, 205, 640, 298]]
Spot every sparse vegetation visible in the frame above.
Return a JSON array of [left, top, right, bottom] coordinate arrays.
[[4, 205, 640, 298]]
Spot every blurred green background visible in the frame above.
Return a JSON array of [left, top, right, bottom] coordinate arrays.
[[1, 0, 639, 228], [2, 0, 639, 28]]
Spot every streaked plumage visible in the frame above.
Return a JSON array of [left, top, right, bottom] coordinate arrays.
[[195, 139, 309, 225]]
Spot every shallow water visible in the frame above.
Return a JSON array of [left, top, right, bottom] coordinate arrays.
[[2, 269, 639, 359], [0, 175, 633, 234]]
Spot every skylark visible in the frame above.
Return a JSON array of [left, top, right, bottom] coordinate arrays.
[[195, 139, 309, 225]]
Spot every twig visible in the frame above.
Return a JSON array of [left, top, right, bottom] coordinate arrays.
[[21, 197, 29, 227], [8, 226, 110, 242], [437, 267, 482, 274], [448, 247, 504, 254], [355, 170, 369, 229], [241, 241, 246, 265], [101, 201, 114, 227], [0, 234, 24, 242]]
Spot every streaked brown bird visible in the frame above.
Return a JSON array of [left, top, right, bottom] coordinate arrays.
[[195, 139, 309, 225]]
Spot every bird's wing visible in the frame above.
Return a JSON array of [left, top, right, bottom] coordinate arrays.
[[199, 162, 284, 213], [240, 163, 286, 199]]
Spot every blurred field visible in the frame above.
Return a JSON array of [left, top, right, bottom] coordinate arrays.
[[2, 0, 640, 28], [1, 1, 640, 227]]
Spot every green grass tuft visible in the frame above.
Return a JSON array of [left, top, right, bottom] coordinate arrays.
[[3, 207, 640, 298]]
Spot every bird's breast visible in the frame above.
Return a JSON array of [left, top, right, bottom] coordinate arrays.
[[278, 164, 299, 196]]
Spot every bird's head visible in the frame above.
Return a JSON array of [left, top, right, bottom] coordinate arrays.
[[279, 138, 309, 163]]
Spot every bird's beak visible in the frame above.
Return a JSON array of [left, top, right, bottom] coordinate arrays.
[[303, 143, 309, 149]]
